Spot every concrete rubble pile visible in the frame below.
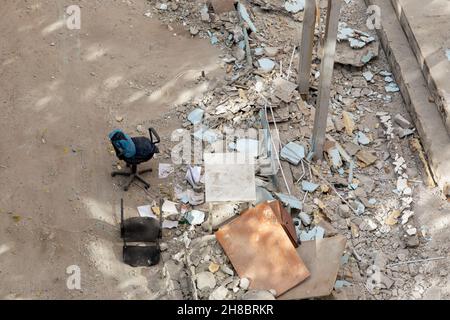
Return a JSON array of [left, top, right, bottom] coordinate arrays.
[[141, 0, 447, 300]]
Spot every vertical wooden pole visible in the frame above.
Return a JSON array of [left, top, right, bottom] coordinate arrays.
[[298, 0, 317, 95], [311, 0, 342, 160]]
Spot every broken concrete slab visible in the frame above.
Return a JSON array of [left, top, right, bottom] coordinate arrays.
[[215, 202, 310, 296], [278, 235, 347, 300]]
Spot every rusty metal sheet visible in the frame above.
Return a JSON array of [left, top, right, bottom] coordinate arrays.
[[267, 200, 298, 248], [215, 202, 310, 296], [278, 235, 347, 300]]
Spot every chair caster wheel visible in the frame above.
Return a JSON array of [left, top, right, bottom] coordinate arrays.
[[144, 185, 150, 190], [111, 173, 116, 177], [124, 186, 129, 192]]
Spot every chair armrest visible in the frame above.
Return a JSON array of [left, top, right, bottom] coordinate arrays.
[[149, 127, 161, 144]]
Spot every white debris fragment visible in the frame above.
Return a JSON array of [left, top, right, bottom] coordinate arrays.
[[157, 3, 168, 10], [406, 226, 417, 236], [396, 178, 408, 193], [186, 210, 205, 225], [356, 132, 371, 145], [401, 210, 414, 225], [239, 278, 250, 290], [363, 71, 374, 82], [284, 0, 305, 13], [258, 58, 275, 73], [298, 212, 312, 226], [385, 82, 400, 93], [394, 114, 411, 129]]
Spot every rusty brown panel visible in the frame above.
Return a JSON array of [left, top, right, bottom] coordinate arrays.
[[215, 202, 310, 296]]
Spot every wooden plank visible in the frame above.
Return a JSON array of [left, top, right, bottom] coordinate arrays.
[[311, 0, 342, 160], [298, 0, 317, 95]]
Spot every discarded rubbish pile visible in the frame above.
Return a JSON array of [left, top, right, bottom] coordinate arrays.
[[139, 0, 444, 300]]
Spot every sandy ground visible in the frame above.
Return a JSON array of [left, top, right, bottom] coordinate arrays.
[[0, 0, 222, 299], [1, 0, 449, 300]]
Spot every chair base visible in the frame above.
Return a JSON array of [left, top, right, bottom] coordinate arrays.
[[112, 166, 152, 191]]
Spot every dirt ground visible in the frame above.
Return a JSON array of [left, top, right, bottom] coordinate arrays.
[[0, 0, 222, 299], [1, 0, 449, 300]]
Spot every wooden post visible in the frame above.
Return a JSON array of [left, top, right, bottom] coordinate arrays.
[[311, 0, 342, 160], [298, 0, 317, 95]]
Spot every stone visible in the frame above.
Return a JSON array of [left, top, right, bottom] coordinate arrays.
[[423, 286, 442, 300], [280, 142, 305, 165], [258, 58, 275, 73], [406, 226, 417, 236], [211, 0, 236, 14], [220, 265, 235, 276], [264, 47, 280, 57], [394, 114, 412, 129], [385, 82, 400, 93], [196, 272, 216, 290], [209, 286, 229, 300], [338, 204, 351, 218], [363, 71, 374, 81], [209, 262, 220, 273], [356, 132, 371, 145], [239, 278, 250, 290], [284, 0, 305, 13], [190, 26, 199, 36], [405, 234, 420, 248], [233, 47, 246, 61], [298, 212, 312, 226], [397, 178, 408, 193], [186, 210, 205, 225], [356, 150, 377, 167], [385, 210, 401, 226]]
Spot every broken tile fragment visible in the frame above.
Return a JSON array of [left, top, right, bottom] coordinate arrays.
[[276, 193, 302, 210], [280, 142, 305, 165], [301, 181, 319, 193], [188, 108, 204, 125]]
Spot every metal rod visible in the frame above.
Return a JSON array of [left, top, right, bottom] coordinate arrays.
[[311, 0, 342, 159]]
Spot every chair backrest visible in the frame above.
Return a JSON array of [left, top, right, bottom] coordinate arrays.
[[109, 129, 136, 159]]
